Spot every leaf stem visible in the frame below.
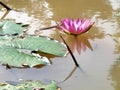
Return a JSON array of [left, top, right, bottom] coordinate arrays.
[[0, 1, 12, 19], [0, 1, 11, 10], [39, 25, 57, 30]]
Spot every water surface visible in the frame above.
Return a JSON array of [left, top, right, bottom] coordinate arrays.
[[0, 0, 120, 90]]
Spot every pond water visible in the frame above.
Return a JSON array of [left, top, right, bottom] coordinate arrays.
[[0, 0, 120, 90]]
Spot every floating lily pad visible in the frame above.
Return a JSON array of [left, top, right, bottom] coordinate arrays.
[[0, 35, 67, 67], [0, 81, 59, 90], [10, 36, 67, 56], [0, 46, 50, 67], [0, 20, 26, 35], [0, 20, 7, 27], [0, 19, 67, 68], [0, 35, 12, 45]]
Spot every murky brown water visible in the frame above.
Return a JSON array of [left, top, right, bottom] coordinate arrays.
[[0, 0, 120, 90]]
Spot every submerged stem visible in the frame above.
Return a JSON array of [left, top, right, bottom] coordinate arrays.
[[63, 66, 77, 82]]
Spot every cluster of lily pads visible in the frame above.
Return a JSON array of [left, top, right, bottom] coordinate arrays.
[[0, 19, 65, 90], [0, 18, 94, 90], [0, 20, 68, 68], [0, 1, 94, 90]]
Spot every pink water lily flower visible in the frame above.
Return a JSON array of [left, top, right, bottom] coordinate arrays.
[[57, 18, 95, 35]]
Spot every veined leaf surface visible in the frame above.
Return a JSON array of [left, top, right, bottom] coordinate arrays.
[[0, 46, 50, 67], [10, 36, 67, 56], [0, 20, 24, 35]]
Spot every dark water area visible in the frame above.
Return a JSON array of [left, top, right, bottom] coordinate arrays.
[[0, 0, 120, 90]]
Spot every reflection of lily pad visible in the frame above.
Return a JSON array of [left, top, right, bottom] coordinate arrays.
[[0, 46, 50, 67], [0, 81, 59, 90], [0, 20, 25, 35], [10, 36, 67, 56]]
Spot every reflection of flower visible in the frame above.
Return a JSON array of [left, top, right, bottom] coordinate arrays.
[[57, 18, 94, 35], [63, 34, 93, 54]]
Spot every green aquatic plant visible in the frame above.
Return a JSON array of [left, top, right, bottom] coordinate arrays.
[[0, 0, 68, 68], [0, 20, 67, 68], [0, 46, 49, 68], [0, 20, 26, 35], [9, 36, 67, 57], [0, 80, 59, 90]]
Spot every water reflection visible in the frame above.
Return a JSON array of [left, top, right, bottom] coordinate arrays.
[[1, 0, 53, 18], [109, 0, 120, 10], [62, 66, 77, 82], [56, 22, 105, 54], [0, 0, 54, 35], [0, 0, 120, 90], [110, 60, 120, 90], [113, 32, 120, 55], [110, 28, 120, 90], [62, 34, 93, 54]]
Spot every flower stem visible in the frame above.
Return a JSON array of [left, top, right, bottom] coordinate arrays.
[[59, 34, 79, 67]]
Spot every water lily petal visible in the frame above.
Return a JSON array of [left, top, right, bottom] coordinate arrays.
[[74, 19, 83, 33], [62, 18, 69, 23], [68, 20, 75, 32], [73, 20, 79, 31], [57, 18, 94, 35], [61, 18, 70, 30], [79, 19, 90, 33], [82, 19, 90, 30]]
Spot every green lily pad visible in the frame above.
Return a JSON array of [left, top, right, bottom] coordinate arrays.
[[0, 46, 50, 67], [0, 20, 7, 27], [0, 35, 12, 45], [0, 19, 67, 68], [0, 81, 59, 90], [0, 35, 67, 67], [10, 36, 67, 56], [0, 20, 25, 35]]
